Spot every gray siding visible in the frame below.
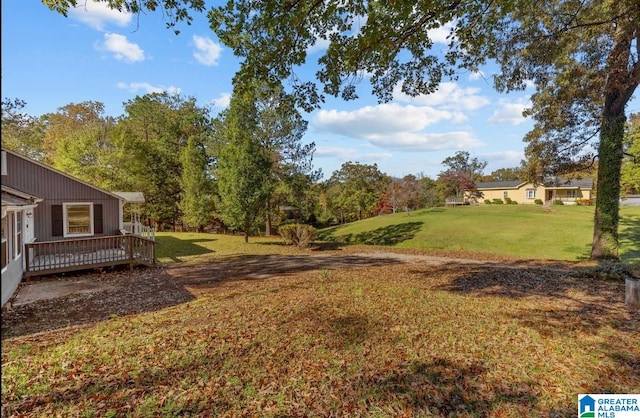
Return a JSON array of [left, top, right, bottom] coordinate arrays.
[[1, 151, 122, 242]]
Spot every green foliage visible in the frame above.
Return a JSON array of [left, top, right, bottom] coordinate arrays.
[[1, 98, 45, 160], [492, 199, 504, 205], [534, 199, 544, 205], [504, 197, 512, 205], [179, 135, 215, 231], [621, 113, 640, 195], [484, 199, 492, 205], [553, 199, 564, 206], [214, 86, 273, 242], [278, 223, 317, 248]]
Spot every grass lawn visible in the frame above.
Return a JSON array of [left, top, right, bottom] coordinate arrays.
[[2, 205, 639, 417], [318, 205, 640, 264]]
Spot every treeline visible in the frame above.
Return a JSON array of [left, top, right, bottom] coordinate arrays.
[[8, 94, 635, 238]]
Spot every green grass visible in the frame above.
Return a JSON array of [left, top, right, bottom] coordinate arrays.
[[318, 205, 640, 263]]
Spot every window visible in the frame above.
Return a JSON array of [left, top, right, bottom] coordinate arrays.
[[15, 211, 22, 257], [503, 191, 508, 199], [63, 203, 94, 237], [566, 190, 577, 198], [526, 189, 536, 199], [1, 214, 7, 270]]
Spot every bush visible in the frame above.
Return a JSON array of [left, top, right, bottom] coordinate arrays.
[[553, 199, 565, 205], [510, 200, 518, 204], [504, 197, 512, 205], [492, 198, 504, 204], [484, 199, 492, 205], [534, 199, 543, 205], [278, 223, 317, 248]]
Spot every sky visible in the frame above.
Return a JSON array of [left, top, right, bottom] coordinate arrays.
[[2, 2, 638, 181]]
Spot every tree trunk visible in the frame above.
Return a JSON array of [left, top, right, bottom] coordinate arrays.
[[265, 200, 272, 236], [590, 99, 625, 260]]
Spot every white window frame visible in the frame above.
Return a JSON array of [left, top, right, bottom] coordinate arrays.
[[1, 213, 8, 272], [526, 189, 536, 199], [62, 202, 94, 237], [15, 211, 22, 258]]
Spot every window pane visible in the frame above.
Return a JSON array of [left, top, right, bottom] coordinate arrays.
[[67, 205, 91, 234]]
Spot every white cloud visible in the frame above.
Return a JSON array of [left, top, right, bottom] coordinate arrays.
[[69, 1, 131, 30], [313, 103, 483, 152], [393, 82, 490, 111], [211, 92, 231, 108], [481, 150, 525, 169], [488, 100, 531, 125], [117, 82, 181, 95], [427, 21, 456, 45], [192, 35, 222, 66], [102, 33, 144, 62], [469, 71, 486, 81], [315, 103, 456, 138]]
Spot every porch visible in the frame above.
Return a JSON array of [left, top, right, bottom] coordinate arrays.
[[24, 234, 155, 278]]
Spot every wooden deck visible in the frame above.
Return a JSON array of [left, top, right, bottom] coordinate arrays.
[[24, 235, 155, 277]]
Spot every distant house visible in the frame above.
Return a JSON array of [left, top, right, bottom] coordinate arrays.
[[472, 178, 594, 205], [1, 148, 154, 307]]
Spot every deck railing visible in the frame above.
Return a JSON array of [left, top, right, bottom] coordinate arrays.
[[24, 235, 155, 277], [123, 222, 155, 241]]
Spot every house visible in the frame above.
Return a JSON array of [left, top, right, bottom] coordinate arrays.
[[1, 148, 154, 307], [472, 178, 594, 205]]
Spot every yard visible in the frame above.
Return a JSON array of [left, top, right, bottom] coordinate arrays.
[[2, 235, 639, 417]]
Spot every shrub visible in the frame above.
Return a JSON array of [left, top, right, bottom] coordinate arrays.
[[510, 200, 518, 205], [279, 223, 317, 248], [492, 198, 504, 204], [484, 199, 492, 205], [534, 199, 543, 205], [504, 197, 512, 205], [553, 199, 565, 205], [577, 199, 593, 206]]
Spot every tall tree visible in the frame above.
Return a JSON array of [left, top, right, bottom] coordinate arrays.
[[1, 98, 45, 160], [327, 162, 389, 223], [45, 0, 640, 259], [213, 86, 272, 242], [251, 83, 318, 235], [118, 93, 210, 230], [441, 151, 488, 182], [179, 135, 215, 232]]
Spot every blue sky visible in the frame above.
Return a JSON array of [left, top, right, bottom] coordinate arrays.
[[2, 2, 637, 180]]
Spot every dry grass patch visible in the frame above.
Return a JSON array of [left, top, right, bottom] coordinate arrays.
[[2, 260, 638, 417]]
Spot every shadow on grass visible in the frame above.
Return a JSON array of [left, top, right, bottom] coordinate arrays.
[[155, 235, 216, 262], [620, 213, 640, 264], [166, 253, 403, 290], [318, 221, 424, 246]]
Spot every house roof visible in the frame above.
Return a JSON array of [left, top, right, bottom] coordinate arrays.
[[113, 192, 145, 203], [544, 178, 594, 189], [1, 185, 42, 207], [2, 147, 142, 202], [475, 178, 594, 190]]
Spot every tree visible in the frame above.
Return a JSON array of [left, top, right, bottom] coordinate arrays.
[[437, 170, 477, 202], [621, 114, 640, 195], [482, 167, 525, 182], [213, 86, 272, 243], [1, 98, 45, 160], [45, 0, 639, 259], [441, 151, 488, 182], [118, 93, 211, 230], [250, 83, 318, 235], [180, 135, 215, 232], [327, 162, 389, 223]]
